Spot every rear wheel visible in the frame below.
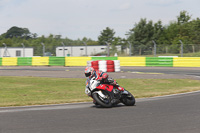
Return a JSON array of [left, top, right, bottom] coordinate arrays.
[[120, 91, 135, 106], [92, 91, 112, 108]]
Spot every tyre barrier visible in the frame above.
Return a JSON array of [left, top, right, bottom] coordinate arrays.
[[114, 60, 120, 72], [91, 60, 99, 71], [88, 60, 120, 72], [106, 60, 115, 72]]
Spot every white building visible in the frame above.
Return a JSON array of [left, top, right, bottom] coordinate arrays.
[[0, 47, 34, 57], [56, 45, 121, 57]]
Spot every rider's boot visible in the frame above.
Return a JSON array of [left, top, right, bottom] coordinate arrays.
[[115, 84, 124, 92], [112, 81, 124, 92], [116, 85, 129, 94]]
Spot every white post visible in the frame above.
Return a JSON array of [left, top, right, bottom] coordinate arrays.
[[61, 42, 65, 57], [152, 40, 157, 57], [41, 43, 45, 56], [21, 43, 25, 57], [179, 40, 183, 57]]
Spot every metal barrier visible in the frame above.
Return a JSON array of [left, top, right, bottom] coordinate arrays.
[[0, 57, 200, 67]]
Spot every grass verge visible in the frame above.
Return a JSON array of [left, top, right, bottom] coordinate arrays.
[[1, 76, 200, 107]]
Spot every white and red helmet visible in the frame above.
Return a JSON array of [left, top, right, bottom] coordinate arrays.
[[84, 67, 95, 78]]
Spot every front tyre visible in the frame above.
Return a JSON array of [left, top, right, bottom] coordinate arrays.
[[92, 91, 112, 108], [120, 91, 135, 106]]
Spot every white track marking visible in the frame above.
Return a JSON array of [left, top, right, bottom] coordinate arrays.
[[1, 90, 200, 113]]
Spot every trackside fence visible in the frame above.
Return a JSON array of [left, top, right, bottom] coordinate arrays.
[[0, 57, 200, 67]]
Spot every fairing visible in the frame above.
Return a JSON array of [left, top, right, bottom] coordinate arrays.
[[96, 84, 114, 92]]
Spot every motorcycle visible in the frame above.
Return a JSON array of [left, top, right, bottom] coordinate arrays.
[[85, 77, 135, 108]]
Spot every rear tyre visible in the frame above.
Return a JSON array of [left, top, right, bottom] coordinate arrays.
[[120, 91, 135, 106], [92, 91, 112, 108]]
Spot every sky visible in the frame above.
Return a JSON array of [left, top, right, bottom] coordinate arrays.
[[0, 0, 200, 40]]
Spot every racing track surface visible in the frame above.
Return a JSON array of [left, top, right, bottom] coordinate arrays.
[[0, 91, 200, 133], [0, 66, 200, 79], [0, 66, 200, 133]]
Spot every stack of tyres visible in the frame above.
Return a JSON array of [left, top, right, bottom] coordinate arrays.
[[114, 60, 120, 72], [99, 60, 107, 72], [91, 61, 99, 71], [89, 60, 120, 72], [106, 60, 115, 72]]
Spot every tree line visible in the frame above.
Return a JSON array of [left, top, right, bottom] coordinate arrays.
[[0, 10, 200, 56], [127, 10, 200, 55]]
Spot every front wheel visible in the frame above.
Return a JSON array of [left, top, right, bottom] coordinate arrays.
[[120, 91, 135, 106], [92, 91, 112, 108]]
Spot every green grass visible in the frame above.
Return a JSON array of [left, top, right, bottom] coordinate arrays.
[[1, 76, 200, 107]]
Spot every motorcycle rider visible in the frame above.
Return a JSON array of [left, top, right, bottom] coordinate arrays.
[[84, 66, 124, 97]]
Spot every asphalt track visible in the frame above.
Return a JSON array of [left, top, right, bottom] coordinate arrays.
[[0, 66, 200, 79], [0, 91, 200, 133], [0, 66, 200, 133]]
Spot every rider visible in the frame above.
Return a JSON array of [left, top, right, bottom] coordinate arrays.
[[84, 66, 123, 96]]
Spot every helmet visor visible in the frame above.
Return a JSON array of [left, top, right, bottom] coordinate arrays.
[[85, 72, 91, 77]]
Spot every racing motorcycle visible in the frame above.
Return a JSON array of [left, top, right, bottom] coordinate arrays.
[[85, 77, 135, 108]]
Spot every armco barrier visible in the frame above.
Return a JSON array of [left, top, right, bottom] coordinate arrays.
[[17, 57, 32, 66], [65, 57, 91, 66], [146, 57, 173, 67], [0, 58, 2, 66], [173, 57, 200, 67], [49, 57, 65, 66], [2, 57, 18, 66], [32, 57, 49, 66], [118, 57, 146, 66], [91, 57, 118, 61], [0, 57, 200, 67]]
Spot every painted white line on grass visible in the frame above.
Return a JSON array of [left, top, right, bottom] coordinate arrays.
[[137, 90, 200, 102]]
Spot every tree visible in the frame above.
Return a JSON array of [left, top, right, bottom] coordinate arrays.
[[98, 27, 115, 45], [128, 18, 154, 55], [189, 18, 200, 44], [82, 37, 98, 45], [153, 20, 164, 42], [4, 26, 32, 39], [177, 10, 191, 25]]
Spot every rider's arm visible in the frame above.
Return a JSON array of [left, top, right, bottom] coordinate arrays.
[[85, 79, 91, 96], [98, 72, 108, 81]]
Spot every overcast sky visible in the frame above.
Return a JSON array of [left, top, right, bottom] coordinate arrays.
[[0, 0, 199, 40]]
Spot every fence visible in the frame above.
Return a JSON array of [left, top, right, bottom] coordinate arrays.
[[0, 57, 200, 67], [125, 44, 200, 56]]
